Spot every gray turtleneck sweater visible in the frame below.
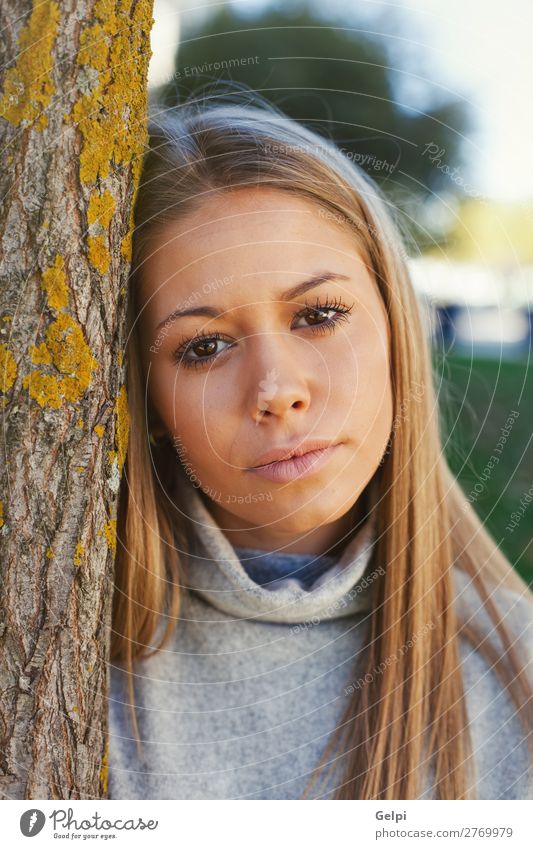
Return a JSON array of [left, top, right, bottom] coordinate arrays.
[[108, 485, 533, 800]]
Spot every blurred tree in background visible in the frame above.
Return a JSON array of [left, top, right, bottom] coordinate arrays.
[[152, 2, 470, 250]]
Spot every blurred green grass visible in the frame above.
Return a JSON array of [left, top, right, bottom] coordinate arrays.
[[433, 351, 532, 586]]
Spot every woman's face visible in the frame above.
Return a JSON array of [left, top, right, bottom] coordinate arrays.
[[137, 187, 393, 553]]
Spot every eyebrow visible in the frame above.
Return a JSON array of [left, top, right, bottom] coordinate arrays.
[[155, 270, 351, 332]]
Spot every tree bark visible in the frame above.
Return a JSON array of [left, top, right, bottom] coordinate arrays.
[[0, 0, 154, 799]]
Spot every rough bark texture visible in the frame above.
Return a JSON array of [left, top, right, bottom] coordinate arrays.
[[0, 0, 154, 799]]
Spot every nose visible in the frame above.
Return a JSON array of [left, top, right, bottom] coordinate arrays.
[[244, 332, 312, 423]]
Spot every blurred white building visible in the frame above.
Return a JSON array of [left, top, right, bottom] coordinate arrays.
[[408, 259, 533, 355]]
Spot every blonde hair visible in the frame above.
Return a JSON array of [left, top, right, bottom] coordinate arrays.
[[112, 90, 533, 800]]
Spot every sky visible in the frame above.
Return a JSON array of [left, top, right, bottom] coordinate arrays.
[[147, 0, 533, 202]]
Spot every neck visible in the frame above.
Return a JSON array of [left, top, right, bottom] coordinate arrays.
[[198, 479, 373, 557]]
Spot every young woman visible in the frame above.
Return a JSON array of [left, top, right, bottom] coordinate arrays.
[[108, 93, 533, 800]]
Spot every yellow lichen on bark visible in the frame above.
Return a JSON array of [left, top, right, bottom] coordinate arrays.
[[100, 740, 109, 796], [88, 190, 116, 229], [46, 314, 98, 394], [22, 372, 63, 408], [68, 0, 152, 276], [23, 313, 98, 409], [87, 191, 115, 272], [42, 254, 69, 311], [115, 385, 130, 472], [30, 342, 53, 365], [0, 501, 4, 529], [0, 343, 18, 392], [120, 230, 133, 263], [87, 235, 111, 274], [101, 519, 117, 554], [73, 541, 85, 567], [24, 253, 100, 408], [94, 424, 105, 438], [0, 1, 60, 130], [71, 0, 153, 185], [78, 22, 110, 71]]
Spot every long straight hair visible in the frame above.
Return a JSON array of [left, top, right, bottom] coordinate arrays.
[[112, 90, 533, 800]]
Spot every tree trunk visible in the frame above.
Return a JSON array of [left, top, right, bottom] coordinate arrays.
[[0, 0, 154, 799]]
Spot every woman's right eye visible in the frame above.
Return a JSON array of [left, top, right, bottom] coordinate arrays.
[[172, 330, 231, 370]]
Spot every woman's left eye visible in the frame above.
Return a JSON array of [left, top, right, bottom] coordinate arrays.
[[172, 295, 355, 370]]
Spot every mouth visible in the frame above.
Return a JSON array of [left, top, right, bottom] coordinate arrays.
[[248, 443, 343, 484], [250, 439, 338, 469]]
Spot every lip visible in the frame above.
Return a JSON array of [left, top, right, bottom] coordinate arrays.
[[248, 443, 343, 483], [250, 438, 338, 469]]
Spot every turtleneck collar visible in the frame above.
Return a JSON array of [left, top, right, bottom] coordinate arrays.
[[180, 481, 380, 624]]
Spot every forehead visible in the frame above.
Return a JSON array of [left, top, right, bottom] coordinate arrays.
[[152, 185, 355, 240], [137, 187, 371, 309]]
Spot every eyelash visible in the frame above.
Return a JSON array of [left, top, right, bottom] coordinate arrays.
[[172, 294, 355, 371]]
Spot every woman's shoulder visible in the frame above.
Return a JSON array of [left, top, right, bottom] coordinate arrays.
[[452, 566, 533, 799], [452, 565, 533, 645], [452, 564, 533, 699]]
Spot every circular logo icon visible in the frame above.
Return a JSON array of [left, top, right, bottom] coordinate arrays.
[[20, 809, 46, 837]]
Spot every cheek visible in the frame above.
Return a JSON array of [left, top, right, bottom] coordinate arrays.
[[146, 361, 179, 423], [338, 319, 393, 441], [154, 366, 230, 451]]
